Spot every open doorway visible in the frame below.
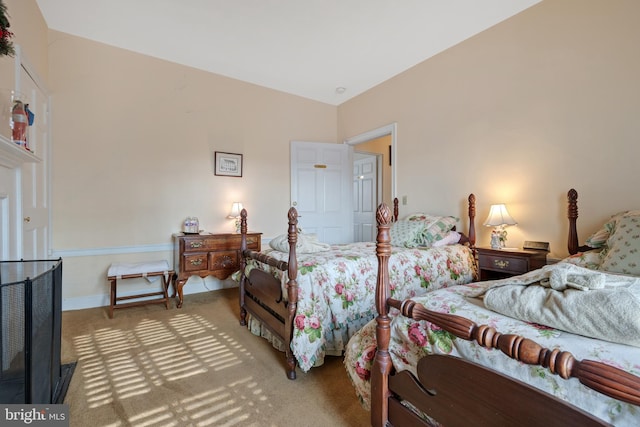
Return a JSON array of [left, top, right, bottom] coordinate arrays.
[[345, 123, 397, 241], [353, 151, 380, 241]]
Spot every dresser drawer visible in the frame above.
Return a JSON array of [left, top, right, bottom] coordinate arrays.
[[244, 236, 260, 249], [183, 253, 208, 272], [181, 238, 208, 252], [478, 253, 528, 275], [182, 235, 260, 252], [477, 247, 547, 281], [209, 250, 238, 271]]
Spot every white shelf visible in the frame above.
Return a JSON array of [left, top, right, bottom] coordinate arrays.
[[0, 134, 41, 168]]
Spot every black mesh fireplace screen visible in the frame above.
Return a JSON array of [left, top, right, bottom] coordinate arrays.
[[0, 258, 73, 404]]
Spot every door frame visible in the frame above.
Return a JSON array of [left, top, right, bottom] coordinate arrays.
[[343, 122, 397, 203]]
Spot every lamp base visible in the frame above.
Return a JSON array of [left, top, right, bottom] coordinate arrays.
[[490, 227, 507, 249], [490, 239, 503, 250]]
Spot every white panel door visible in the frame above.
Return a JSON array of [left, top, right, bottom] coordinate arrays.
[[353, 155, 378, 242], [291, 141, 353, 244], [20, 64, 50, 260]]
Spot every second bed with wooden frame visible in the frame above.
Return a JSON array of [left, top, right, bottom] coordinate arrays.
[[238, 196, 479, 379]]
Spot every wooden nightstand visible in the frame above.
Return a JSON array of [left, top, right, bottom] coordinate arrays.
[[173, 232, 261, 307], [476, 247, 547, 281]]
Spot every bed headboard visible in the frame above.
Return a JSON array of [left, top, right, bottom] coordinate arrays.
[[390, 194, 476, 248]]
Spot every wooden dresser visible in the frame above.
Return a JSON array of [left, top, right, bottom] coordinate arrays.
[[173, 232, 261, 307]]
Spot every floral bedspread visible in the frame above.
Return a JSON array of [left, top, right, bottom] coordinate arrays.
[[343, 275, 640, 426], [245, 241, 476, 372]]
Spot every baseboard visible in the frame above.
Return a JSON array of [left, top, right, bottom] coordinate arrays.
[[62, 277, 239, 311]]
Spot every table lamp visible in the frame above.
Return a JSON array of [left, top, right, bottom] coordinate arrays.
[[483, 204, 517, 249], [228, 202, 244, 233]]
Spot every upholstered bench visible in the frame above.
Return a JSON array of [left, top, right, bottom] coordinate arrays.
[[107, 260, 174, 318]]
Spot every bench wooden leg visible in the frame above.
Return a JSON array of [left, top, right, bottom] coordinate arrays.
[[109, 279, 116, 319], [162, 274, 170, 310]]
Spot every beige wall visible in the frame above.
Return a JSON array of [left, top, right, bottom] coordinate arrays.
[[48, 31, 337, 248], [5, 0, 640, 308], [46, 31, 337, 305], [338, 0, 640, 259]]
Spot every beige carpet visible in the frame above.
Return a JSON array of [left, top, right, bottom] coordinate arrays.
[[61, 288, 370, 426]]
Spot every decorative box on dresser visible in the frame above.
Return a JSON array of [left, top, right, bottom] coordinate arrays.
[[476, 247, 547, 281], [173, 232, 261, 307]]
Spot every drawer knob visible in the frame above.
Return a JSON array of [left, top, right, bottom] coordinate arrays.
[[190, 241, 203, 248], [189, 259, 203, 266], [494, 259, 509, 269]]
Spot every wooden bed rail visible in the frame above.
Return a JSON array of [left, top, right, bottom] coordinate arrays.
[[389, 297, 640, 407]]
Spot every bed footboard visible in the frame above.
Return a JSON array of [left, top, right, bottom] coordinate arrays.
[[239, 207, 299, 380]]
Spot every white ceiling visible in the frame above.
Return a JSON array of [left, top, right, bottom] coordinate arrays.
[[35, 0, 541, 106]]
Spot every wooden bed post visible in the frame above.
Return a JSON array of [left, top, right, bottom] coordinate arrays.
[[468, 194, 477, 272], [468, 193, 476, 248], [393, 197, 399, 222], [568, 188, 579, 255], [239, 208, 248, 326], [285, 207, 299, 380], [371, 203, 393, 427]]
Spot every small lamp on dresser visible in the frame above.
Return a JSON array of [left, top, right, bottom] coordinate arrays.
[[228, 202, 244, 233], [483, 203, 517, 249]]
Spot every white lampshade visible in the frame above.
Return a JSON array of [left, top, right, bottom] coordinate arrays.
[[228, 202, 244, 219], [483, 204, 517, 227]]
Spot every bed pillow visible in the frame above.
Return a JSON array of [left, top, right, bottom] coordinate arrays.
[[390, 220, 427, 248], [598, 215, 640, 275], [269, 233, 331, 253], [586, 210, 640, 248], [404, 213, 459, 245], [560, 250, 603, 271], [422, 216, 459, 244], [431, 231, 461, 247]]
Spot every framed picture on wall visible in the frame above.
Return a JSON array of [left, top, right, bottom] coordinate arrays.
[[214, 152, 243, 177]]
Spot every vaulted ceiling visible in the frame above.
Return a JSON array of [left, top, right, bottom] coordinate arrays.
[[35, 0, 541, 105]]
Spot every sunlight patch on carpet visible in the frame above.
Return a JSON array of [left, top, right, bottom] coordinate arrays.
[[71, 312, 269, 424]]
